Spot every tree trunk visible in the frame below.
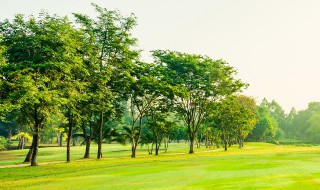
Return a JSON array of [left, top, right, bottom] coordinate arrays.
[[131, 116, 143, 158], [59, 133, 63, 147], [24, 139, 34, 163], [97, 112, 104, 159], [224, 139, 228, 151], [205, 135, 208, 148], [18, 137, 25, 149], [18, 137, 22, 149], [155, 144, 159, 155], [155, 136, 159, 156], [239, 138, 243, 149], [83, 136, 91, 159], [66, 112, 73, 162], [56, 132, 60, 147], [31, 132, 40, 166], [131, 143, 136, 158], [164, 136, 169, 153], [189, 137, 194, 154], [150, 143, 154, 154], [147, 144, 151, 154]]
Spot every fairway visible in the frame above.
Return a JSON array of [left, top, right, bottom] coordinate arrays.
[[1, 143, 320, 190]]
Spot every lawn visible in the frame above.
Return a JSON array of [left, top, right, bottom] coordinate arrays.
[[1, 142, 320, 189]]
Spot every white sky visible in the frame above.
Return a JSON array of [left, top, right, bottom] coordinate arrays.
[[1, 0, 320, 113]]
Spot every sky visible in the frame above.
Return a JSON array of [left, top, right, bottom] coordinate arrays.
[[1, 0, 320, 113]]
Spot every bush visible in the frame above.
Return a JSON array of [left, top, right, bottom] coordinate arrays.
[[0, 136, 11, 150]]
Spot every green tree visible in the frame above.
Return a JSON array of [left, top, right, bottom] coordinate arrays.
[[260, 98, 286, 138], [152, 50, 245, 153], [247, 106, 278, 143], [0, 13, 82, 166], [306, 113, 320, 143], [74, 4, 138, 159], [292, 102, 320, 142], [284, 107, 297, 138], [126, 62, 168, 158], [145, 109, 176, 155], [234, 95, 257, 148]]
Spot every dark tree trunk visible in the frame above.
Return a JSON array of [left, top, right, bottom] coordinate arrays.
[[224, 139, 228, 151], [155, 136, 159, 156], [205, 135, 208, 148], [148, 143, 154, 155], [131, 116, 143, 158], [131, 143, 136, 158], [20, 137, 25, 149], [84, 136, 91, 159], [59, 133, 63, 147], [18, 137, 22, 149], [239, 138, 243, 149], [31, 132, 40, 166], [97, 112, 104, 159], [66, 112, 73, 162], [24, 138, 34, 163], [189, 137, 194, 154]]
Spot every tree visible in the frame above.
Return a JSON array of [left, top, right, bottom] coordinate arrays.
[[291, 102, 320, 142], [60, 33, 87, 162], [145, 110, 176, 155], [306, 113, 320, 143], [74, 4, 138, 159], [0, 13, 82, 166], [247, 106, 278, 143], [126, 62, 168, 158], [260, 98, 286, 139], [152, 50, 245, 153], [284, 107, 297, 138], [234, 95, 257, 148], [209, 98, 238, 151]]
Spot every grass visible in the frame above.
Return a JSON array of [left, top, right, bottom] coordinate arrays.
[[1, 142, 320, 189]]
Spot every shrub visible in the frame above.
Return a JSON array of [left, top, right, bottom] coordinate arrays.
[[0, 136, 11, 150]]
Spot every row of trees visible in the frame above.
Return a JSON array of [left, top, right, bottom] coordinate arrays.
[[0, 5, 249, 166], [1, 4, 313, 166]]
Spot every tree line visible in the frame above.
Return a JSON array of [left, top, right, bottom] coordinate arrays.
[[0, 4, 315, 166]]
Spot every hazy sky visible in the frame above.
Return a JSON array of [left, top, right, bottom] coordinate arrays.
[[1, 0, 320, 112]]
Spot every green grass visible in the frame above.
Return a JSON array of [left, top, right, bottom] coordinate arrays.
[[1, 142, 320, 189]]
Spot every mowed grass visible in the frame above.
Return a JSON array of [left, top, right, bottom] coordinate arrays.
[[1, 142, 320, 189]]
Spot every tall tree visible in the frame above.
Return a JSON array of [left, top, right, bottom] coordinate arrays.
[[125, 62, 168, 158], [0, 13, 82, 166], [74, 4, 138, 159], [284, 107, 297, 138], [152, 50, 245, 153], [234, 95, 257, 148], [247, 106, 278, 143]]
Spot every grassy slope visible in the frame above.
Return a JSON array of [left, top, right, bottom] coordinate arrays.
[[1, 143, 320, 189]]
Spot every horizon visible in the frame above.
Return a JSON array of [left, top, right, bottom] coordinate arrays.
[[2, 0, 320, 112]]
